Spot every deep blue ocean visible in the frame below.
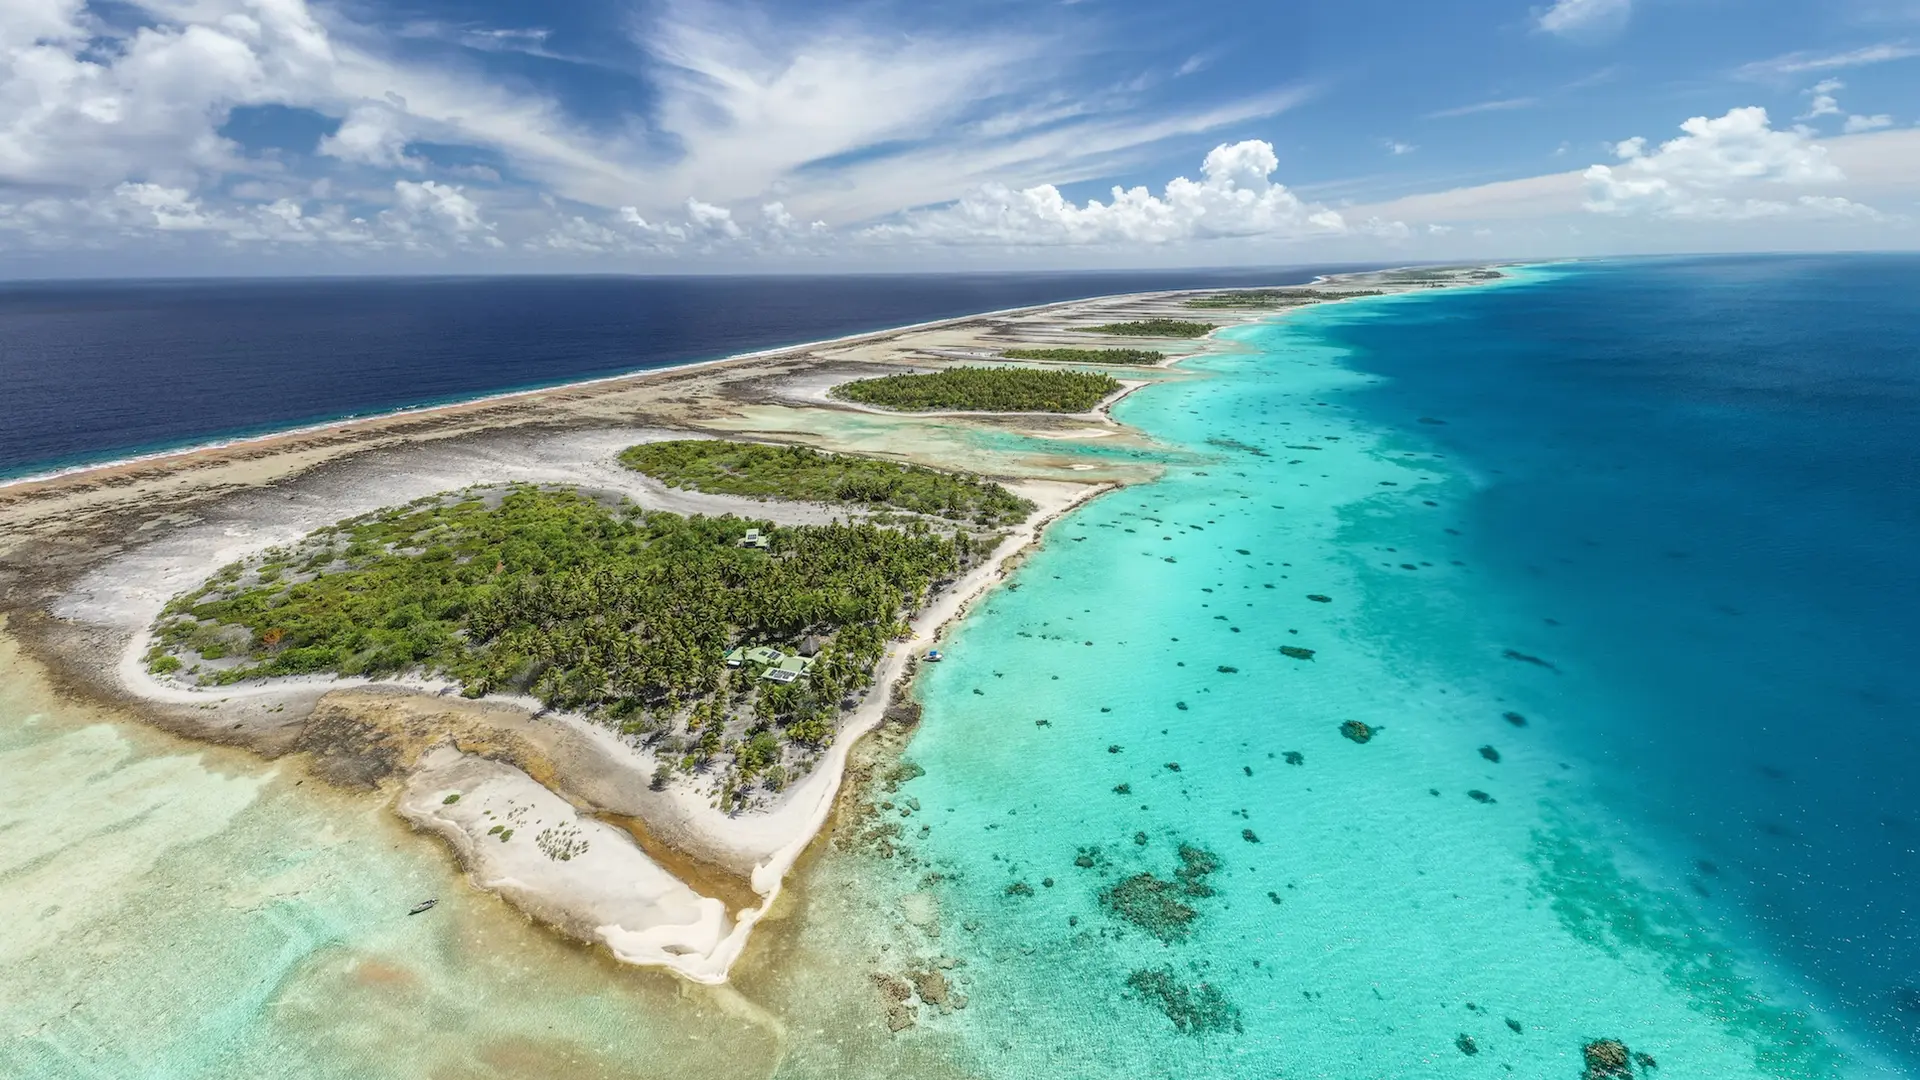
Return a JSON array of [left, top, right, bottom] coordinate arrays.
[[1332, 256, 1920, 1060], [0, 268, 1343, 479]]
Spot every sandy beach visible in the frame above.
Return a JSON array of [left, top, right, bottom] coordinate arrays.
[[0, 266, 1501, 983]]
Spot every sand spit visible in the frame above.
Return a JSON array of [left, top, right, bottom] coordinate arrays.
[[0, 265, 1505, 984], [398, 746, 738, 975]]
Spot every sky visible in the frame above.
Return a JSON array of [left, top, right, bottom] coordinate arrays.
[[3, 0, 1920, 275]]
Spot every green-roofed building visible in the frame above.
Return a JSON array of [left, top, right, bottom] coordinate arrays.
[[762, 654, 816, 684]]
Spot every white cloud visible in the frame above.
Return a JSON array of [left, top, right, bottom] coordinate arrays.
[[317, 103, 422, 170], [535, 214, 626, 254], [1793, 79, 1899, 135], [1355, 217, 1411, 240], [1426, 97, 1539, 119], [1582, 107, 1864, 219], [383, 179, 500, 247], [1736, 42, 1920, 79], [1800, 79, 1845, 119], [0, 0, 333, 190], [1794, 194, 1881, 218], [555, 196, 831, 256], [866, 140, 1348, 246], [112, 182, 214, 231], [1385, 140, 1416, 155], [1536, 0, 1632, 37], [0, 0, 1331, 264], [1844, 113, 1895, 133]]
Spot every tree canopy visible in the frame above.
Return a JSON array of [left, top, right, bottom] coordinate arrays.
[[831, 366, 1120, 412], [999, 347, 1165, 365], [619, 439, 1034, 526], [148, 487, 987, 771], [1077, 319, 1214, 338]]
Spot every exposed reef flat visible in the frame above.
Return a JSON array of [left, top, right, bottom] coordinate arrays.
[[0, 265, 1503, 984]]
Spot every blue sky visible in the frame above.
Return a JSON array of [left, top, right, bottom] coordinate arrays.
[[3, 0, 1918, 274]]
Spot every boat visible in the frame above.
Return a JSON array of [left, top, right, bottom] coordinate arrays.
[[408, 899, 438, 916], [925, 649, 943, 662]]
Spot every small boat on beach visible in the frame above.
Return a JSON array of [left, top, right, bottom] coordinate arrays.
[[408, 899, 438, 916], [924, 649, 943, 662]]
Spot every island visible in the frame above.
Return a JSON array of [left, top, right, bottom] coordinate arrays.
[[0, 266, 1502, 985]]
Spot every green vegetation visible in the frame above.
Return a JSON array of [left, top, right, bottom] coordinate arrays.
[[998, 347, 1164, 365], [830, 367, 1120, 413], [147, 486, 997, 796], [1077, 319, 1214, 338], [618, 440, 1033, 527], [1182, 289, 1383, 308]]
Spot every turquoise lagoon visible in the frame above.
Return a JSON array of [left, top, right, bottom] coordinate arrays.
[[873, 264, 1908, 1079]]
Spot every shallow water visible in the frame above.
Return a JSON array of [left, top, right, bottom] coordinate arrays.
[[860, 259, 1915, 1078], [0, 635, 784, 1079]]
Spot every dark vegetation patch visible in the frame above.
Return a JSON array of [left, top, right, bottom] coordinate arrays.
[[1503, 648, 1560, 672], [831, 366, 1121, 412], [619, 439, 1032, 526], [1079, 319, 1215, 338], [1101, 843, 1220, 941], [146, 486, 991, 795], [1205, 436, 1268, 457], [999, 347, 1163, 365], [1182, 289, 1383, 309], [1125, 967, 1243, 1034]]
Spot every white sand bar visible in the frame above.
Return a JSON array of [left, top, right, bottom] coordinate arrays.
[[398, 746, 746, 982]]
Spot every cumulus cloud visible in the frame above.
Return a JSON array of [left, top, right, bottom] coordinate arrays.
[[1797, 79, 1897, 133], [1582, 106, 1874, 219], [535, 196, 829, 255], [383, 180, 500, 246], [0, 0, 334, 190], [1801, 79, 1845, 119], [112, 183, 215, 231], [1536, 0, 1631, 37], [318, 103, 423, 169], [535, 213, 627, 254], [867, 140, 1350, 246]]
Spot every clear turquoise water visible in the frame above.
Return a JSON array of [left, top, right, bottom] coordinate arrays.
[[893, 261, 1911, 1078], [0, 671, 781, 1079]]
